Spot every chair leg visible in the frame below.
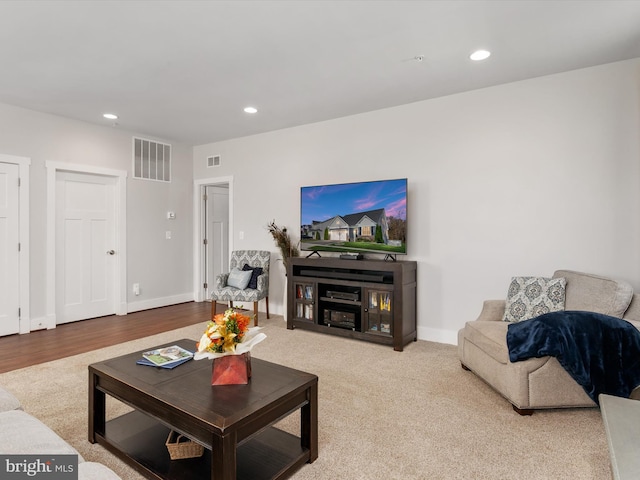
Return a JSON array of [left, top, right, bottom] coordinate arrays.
[[211, 301, 217, 320], [229, 301, 234, 309], [253, 302, 259, 327], [265, 296, 270, 319]]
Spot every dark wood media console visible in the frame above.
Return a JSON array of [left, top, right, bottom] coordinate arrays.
[[286, 257, 417, 351]]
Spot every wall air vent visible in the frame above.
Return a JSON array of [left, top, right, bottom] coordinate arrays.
[[207, 155, 221, 167], [133, 137, 171, 182]]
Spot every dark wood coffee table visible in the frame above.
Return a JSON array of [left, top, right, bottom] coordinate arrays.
[[88, 339, 318, 480]]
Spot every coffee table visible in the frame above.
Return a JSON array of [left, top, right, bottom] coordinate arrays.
[[88, 339, 318, 480]]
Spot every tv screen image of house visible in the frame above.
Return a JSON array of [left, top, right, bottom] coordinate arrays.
[[300, 178, 407, 255]]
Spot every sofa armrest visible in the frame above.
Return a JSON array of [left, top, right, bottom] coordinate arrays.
[[0, 386, 21, 412], [623, 294, 640, 322], [476, 300, 506, 322], [599, 394, 640, 480], [78, 462, 122, 480]]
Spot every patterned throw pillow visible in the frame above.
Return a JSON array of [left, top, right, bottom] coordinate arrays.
[[227, 268, 252, 290], [242, 264, 263, 290], [502, 276, 566, 322]]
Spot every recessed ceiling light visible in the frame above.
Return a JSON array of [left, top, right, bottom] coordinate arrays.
[[243, 106, 258, 114], [470, 50, 491, 61], [103, 113, 118, 120]]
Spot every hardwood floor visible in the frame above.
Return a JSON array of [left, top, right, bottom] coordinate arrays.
[[0, 302, 215, 373]]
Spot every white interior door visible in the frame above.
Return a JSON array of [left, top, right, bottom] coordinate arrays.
[[0, 162, 20, 336], [205, 185, 229, 298], [56, 171, 116, 324]]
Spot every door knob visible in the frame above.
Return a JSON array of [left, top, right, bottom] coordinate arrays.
[[107, 250, 115, 255]]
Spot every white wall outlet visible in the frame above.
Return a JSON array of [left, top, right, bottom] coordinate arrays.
[[239, 231, 244, 240], [166, 231, 172, 240], [133, 283, 140, 296]]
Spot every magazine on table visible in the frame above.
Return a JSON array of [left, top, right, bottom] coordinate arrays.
[[141, 345, 194, 368], [136, 357, 192, 369]]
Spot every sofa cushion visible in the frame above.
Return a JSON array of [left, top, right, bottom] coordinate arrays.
[[463, 320, 510, 364], [78, 462, 122, 480], [0, 386, 21, 412], [503, 277, 566, 323], [0, 410, 83, 459], [553, 270, 633, 318]]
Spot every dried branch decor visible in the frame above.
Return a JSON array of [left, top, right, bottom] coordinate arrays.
[[267, 220, 299, 271]]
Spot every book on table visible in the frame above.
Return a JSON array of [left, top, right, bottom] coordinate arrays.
[[141, 345, 194, 368]]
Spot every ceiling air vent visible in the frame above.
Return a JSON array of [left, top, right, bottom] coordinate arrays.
[[207, 155, 221, 167]]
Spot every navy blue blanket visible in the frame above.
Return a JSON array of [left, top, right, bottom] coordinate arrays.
[[506, 311, 640, 404]]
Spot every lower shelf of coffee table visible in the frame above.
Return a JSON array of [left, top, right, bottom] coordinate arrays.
[[99, 410, 309, 480]]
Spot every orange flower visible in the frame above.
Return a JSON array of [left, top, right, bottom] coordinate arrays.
[[236, 314, 250, 331]]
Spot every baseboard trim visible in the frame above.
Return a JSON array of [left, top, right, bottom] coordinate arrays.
[[127, 293, 196, 314], [418, 326, 457, 345], [30, 314, 55, 332]]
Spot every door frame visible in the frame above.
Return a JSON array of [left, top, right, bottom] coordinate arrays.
[[0, 154, 30, 333], [46, 161, 127, 328], [193, 175, 234, 302]]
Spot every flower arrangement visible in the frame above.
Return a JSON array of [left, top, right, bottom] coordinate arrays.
[[267, 220, 299, 271], [194, 307, 266, 360]]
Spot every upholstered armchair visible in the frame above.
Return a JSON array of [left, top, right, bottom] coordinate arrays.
[[210, 250, 270, 326], [458, 270, 639, 415]]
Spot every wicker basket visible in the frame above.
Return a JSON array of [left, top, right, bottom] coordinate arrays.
[[165, 430, 204, 460]]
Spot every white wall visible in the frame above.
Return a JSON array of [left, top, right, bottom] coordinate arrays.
[[0, 103, 194, 326], [193, 58, 640, 344]]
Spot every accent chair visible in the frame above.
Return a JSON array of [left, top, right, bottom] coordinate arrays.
[[210, 250, 270, 326]]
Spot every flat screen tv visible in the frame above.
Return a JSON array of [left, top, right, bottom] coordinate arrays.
[[300, 178, 407, 257]]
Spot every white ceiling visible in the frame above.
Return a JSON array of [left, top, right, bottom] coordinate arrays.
[[0, 0, 639, 146]]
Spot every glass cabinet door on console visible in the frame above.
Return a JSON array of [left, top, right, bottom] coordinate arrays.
[[294, 282, 315, 322], [364, 290, 393, 336]]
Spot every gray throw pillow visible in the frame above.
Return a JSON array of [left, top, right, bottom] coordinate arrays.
[[227, 268, 252, 290], [502, 276, 566, 322]]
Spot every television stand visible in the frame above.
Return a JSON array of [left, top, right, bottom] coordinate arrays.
[[286, 257, 417, 351]]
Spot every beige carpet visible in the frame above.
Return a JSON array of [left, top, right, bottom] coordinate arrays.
[[0, 316, 610, 479]]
